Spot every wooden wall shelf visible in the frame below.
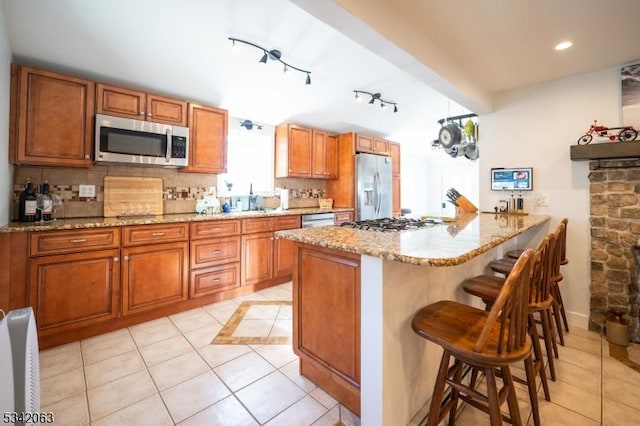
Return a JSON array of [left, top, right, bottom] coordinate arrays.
[[571, 140, 640, 161]]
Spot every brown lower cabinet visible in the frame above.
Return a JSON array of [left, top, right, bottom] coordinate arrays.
[[293, 243, 361, 416], [121, 241, 188, 315], [11, 215, 311, 348], [29, 249, 120, 332]]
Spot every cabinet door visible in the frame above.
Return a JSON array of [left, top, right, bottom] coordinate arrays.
[[326, 134, 339, 179], [241, 232, 274, 286], [311, 130, 327, 178], [287, 126, 313, 177], [183, 103, 228, 173], [274, 237, 295, 278], [392, 176, 401, 217], [147, 94, 187, 126], [122, 242, 188, 315], [96, 83, 145, 119], [11, 65, 94, 167], [373, 138, 390, 155], [355, 134, 374, 153], [389, 142, 401, 177], [29, 249, 120, 332]]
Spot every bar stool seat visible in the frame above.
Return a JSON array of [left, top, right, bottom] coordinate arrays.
[[506, 249, 525, 259], [412, 250, 536, 426], [488, 257, 517, 275]]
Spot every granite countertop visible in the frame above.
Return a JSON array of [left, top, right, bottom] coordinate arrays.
[[1, 207, 353, 233], [275, 212, 550, 266]]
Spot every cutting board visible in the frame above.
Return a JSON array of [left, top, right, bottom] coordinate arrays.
[[103, 176, 163, 217]]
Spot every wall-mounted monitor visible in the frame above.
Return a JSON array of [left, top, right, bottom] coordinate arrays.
[[491, 167, 533, 191]]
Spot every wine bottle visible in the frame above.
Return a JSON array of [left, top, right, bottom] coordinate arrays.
[[18, 178, 38, 222], [41, 180, 52, 221]]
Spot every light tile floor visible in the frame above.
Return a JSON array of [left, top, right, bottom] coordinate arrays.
[[39, 282, 640, 425]]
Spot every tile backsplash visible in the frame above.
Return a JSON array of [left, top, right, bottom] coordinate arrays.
[[12, 167, 330, 219], [12, 165, 216, 220]]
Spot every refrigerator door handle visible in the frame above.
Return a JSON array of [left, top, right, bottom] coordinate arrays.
[[375, 171, 381, 217], [372, 171, 378, 216]]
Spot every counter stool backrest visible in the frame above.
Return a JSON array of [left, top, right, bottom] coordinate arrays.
[[476, 249, 535, 355], [559, 218, 568, 264], [529, 233, 555, 306]]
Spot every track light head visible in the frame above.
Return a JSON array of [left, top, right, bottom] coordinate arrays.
[[259, 52, 268, 64], [305, 73, 311, 85], [368, 97, 375, 105], [393, 104, 398, 113]]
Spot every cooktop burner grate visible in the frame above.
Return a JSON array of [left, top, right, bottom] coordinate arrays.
[[339, 217, 441, 232]]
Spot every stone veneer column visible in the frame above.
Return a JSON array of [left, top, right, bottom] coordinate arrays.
[[588, 159, 640, 342]]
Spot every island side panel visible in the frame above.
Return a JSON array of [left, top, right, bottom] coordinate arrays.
[[292, 242, 361, 416]]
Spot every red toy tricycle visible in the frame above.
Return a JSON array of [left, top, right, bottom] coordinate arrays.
[[577, 120, 638, 145]]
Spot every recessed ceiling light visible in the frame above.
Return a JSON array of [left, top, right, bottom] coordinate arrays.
[[554, 41, 573, 51]]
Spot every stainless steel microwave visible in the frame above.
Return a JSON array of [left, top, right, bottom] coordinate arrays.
[[94, 114, 189, 167]]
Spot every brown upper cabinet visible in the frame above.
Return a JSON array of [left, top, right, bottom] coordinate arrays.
[[96, 83, 187, 126], [9, 64, 95, 167], [275, 124, 338, 179], [355, 134, 390, 156], [181, 103, 228, 174], [390, 141, 401, 177]]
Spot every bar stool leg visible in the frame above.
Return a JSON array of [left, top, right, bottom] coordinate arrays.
[[503, 367, 523, 426], [540, 310, 557, 381], [427, 351, 451, 426], [528, 315, 551, 401], [524, 354, 541, 426], [555, 283, 570, 332], [447, 360, 464, 426], [485, 367, 505, 426]]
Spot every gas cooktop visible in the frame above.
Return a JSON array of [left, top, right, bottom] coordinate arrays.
[[339, 217, 442, 232]]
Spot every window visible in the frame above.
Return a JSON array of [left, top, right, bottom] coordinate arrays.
[[217, 118, 274, 196]]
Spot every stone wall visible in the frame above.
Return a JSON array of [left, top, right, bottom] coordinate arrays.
[[589, 159, 640, 342]]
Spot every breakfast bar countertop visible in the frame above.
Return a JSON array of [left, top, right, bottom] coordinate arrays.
[[0, 207, 353, 233], [275, 212, 550, 266]]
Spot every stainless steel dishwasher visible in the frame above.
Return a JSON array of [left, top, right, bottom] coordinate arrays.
[[301, 213, 335, 228]]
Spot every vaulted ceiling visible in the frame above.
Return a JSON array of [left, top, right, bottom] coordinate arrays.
[[4, 0, 640, 154]]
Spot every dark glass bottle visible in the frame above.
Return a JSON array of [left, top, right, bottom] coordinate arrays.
[[18, 178, 38, 222], [41, 180, 52, 221]]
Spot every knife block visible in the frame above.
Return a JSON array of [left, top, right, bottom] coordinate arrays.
[[455, 195, 478, 213]]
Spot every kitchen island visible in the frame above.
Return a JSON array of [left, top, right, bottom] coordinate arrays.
[[275, 212, 550, 426]]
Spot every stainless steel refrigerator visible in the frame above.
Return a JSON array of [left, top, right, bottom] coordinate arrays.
[[356, 152, 392, 220]]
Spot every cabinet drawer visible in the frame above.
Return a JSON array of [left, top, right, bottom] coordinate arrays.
[[191, 220, 240, 239], [123, 223, 188, 246], [274, 215, 301, 230], [189, 263, 240, 298], [334, 212, 353, 224], [30, 228, 120, 256], [190, 236, 240, 269], [242, 218, 274, 234]]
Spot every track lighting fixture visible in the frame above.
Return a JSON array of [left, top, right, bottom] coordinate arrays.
[[239, 119, 263, 131], [353, 90, 398, 113], [229, 37, 312, 85]]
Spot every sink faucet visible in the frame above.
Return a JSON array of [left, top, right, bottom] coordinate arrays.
[[248, 183, 258, 210]]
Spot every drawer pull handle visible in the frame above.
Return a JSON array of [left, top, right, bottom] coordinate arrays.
[[213, 249, 222, 254], [212, 278, 221, 282], [69, 238, 87, 243], [152, 232, 165, 237]]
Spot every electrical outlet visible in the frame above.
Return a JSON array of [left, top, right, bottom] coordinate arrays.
[[534, 192, 549, 207], [79, 184, 95, 197]]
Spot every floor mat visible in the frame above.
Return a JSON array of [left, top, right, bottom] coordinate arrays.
[[212, 300, 292, 345]]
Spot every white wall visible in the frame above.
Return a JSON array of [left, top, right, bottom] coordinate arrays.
[[0, 7, 11, 226], [480, 67, 621, 328]]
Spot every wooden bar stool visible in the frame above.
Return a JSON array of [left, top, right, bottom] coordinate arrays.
[[554, 218, 570, 333], [462, 234, 557, 426], [412, 249, 536, 426], [488, 220, 568, 346]]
